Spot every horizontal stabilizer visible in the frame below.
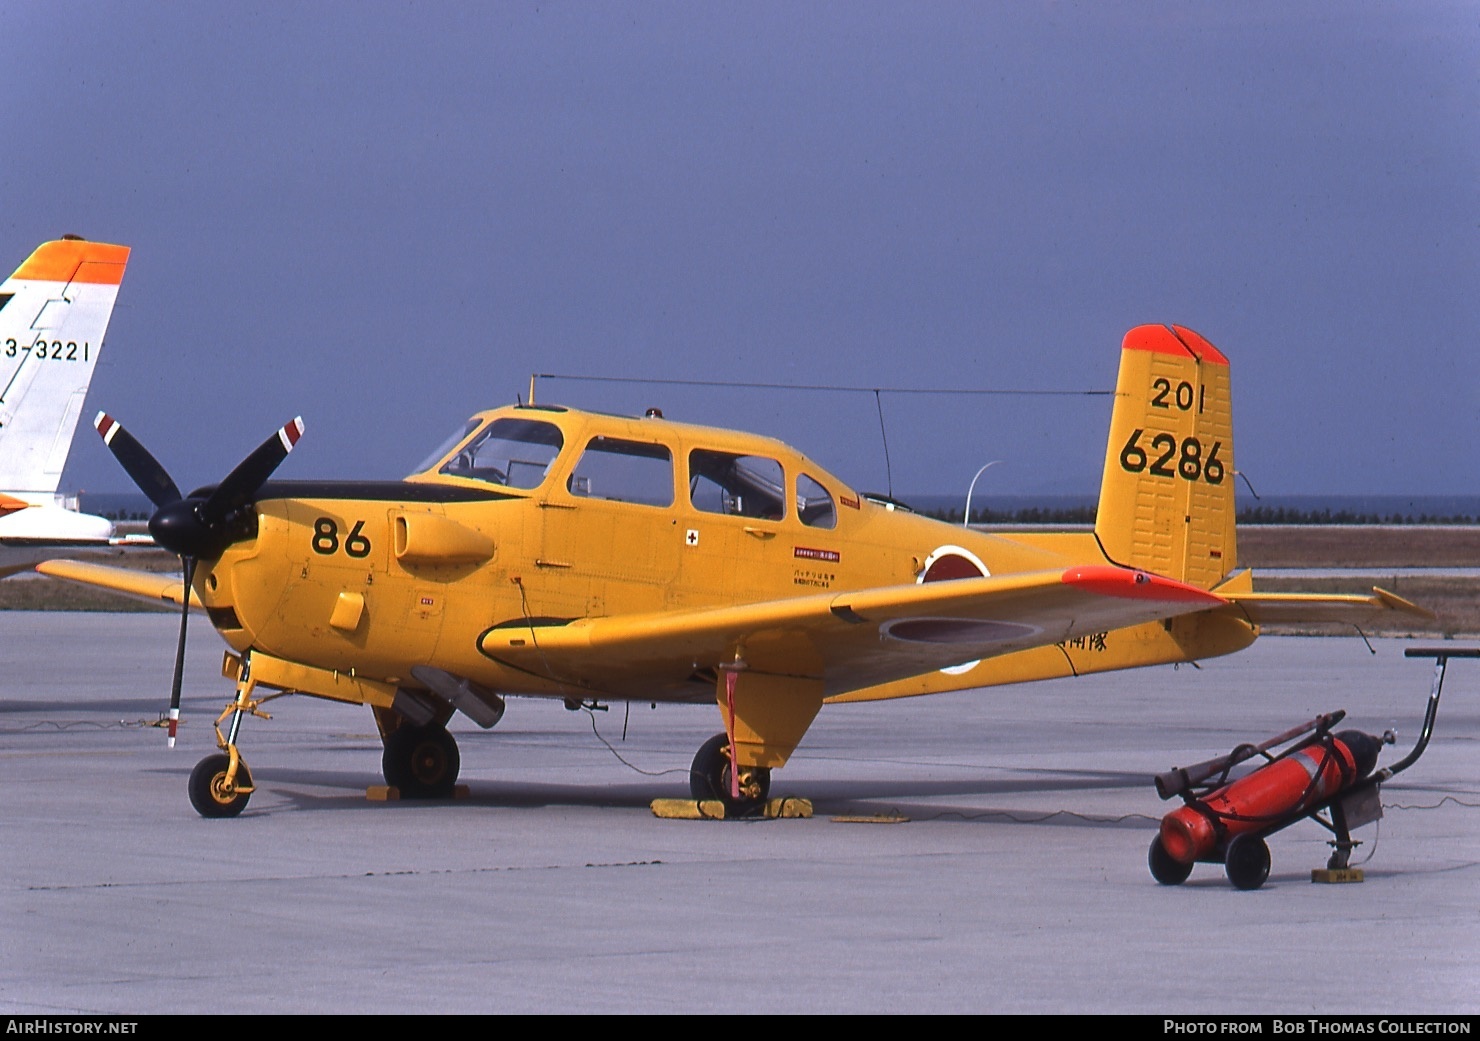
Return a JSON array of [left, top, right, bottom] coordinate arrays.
[[1223, 587, 1432, 626]]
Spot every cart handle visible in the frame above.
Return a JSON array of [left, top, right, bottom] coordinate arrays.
[[1375, 647, 1480, 780]]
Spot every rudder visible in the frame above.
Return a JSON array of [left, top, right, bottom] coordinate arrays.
[[1094, 324, 1236, 589], [0, 237, 130, 500]]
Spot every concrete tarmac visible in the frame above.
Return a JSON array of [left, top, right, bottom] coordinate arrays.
[[1, 612, 1476, 1014]]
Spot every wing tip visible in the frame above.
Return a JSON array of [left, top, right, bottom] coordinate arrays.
[[1062, 565, 1224, 606]]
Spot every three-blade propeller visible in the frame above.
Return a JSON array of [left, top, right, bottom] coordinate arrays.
[[93, 412, 304, 746]]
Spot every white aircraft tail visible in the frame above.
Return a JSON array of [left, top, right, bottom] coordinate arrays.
[[0, 237, 130, 503]]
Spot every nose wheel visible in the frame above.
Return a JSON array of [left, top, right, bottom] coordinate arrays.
[[690, 732, 770, 817], [185, 653, 275, 819], [189, 753, 254, 818]]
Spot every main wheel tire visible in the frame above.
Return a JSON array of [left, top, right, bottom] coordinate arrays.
[[1148, 834, 1194, 885], [189, 753, 253, 818], [382, 724, 460, 799], [1224, 833, 1272, 891], [689, 732, 770, 817]]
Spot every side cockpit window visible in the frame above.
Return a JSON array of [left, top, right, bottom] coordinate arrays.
[[568, 437, 674, 507], [689, 450, 785, 520], [439, 418, 564, 489], [797, 473, 836, 529]]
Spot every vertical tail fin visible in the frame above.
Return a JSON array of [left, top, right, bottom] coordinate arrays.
[[0, 237, 130, 501], [1094, 324, 1236, 590]]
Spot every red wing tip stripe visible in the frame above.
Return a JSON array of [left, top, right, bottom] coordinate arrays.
[[278, 417, 305, 451], [95, 412, 118, 442], [1062, 565, 1225, 605]]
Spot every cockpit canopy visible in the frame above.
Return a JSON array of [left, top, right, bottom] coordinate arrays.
[[435, 417, 564, 489], [413, 407, 845, 530]]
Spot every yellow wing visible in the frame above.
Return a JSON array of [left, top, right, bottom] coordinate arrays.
[[479, 565, 1226, 698], [34, 559, 201, 608]]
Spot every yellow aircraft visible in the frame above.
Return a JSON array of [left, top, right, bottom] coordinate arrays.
[[39, 325, 1426, 817]]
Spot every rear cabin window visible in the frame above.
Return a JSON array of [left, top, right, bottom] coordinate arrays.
[[568, 437, 674, 507], [439, 418, 564, 490], [689, 450, 785, 520], [797, 473, 836, 529]]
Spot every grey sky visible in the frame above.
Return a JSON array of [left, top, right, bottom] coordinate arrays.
[[3, 1, 1475, 499]]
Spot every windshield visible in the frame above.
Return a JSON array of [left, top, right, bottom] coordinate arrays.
[[438, 417, 565, 489], [411, 419, 481, 475]]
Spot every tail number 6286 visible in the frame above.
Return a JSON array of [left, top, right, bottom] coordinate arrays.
[[1118, 430, 1225, 484]]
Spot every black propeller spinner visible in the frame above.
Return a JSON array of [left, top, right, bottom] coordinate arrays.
[[94, 412, 304, 746]]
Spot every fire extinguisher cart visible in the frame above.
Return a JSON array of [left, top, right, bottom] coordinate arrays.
[[1148, 647, 1477, 890]]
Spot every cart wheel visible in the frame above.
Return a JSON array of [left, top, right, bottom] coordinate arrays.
[[1224, 833, 1271, 890], [1148, 834, 1193, 885]]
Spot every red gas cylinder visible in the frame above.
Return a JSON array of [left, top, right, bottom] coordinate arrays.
[[1159, 730, 1381, 865]]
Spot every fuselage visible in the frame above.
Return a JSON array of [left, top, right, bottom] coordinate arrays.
[[0, 499, 115, 575], [194, 404, 1129, 702]]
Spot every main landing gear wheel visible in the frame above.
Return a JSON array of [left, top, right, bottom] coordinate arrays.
[[690, 732, 770, 817], [1148, 834, 1194, 886], [1224, 833, 1272, 891], [189, 753, 253, 818], [382, 724, 460, 799]]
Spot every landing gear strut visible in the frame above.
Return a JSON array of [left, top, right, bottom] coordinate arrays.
[[188, 654, 273, 819], [382, 724, 461, 799], [690, 732, 770, 817]]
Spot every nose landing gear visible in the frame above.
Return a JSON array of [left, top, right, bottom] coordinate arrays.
[[187, 655, 276, 819], [189, 752, 254, 818]]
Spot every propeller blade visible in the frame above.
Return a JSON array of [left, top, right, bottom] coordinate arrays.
[[166, 557, 197, 748], [201, 417, 304, 524], [94, 412, 182, 508]]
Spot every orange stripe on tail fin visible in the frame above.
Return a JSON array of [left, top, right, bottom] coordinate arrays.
[[11, 238, 130, 286]]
